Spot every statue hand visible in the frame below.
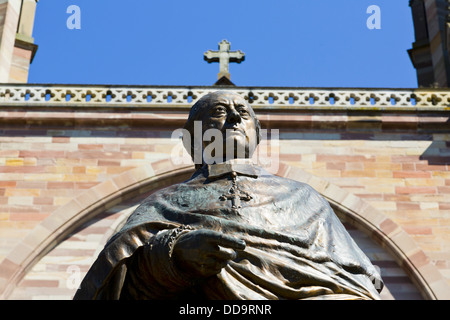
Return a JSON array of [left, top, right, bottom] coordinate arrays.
[[172, 229, 246, 278]]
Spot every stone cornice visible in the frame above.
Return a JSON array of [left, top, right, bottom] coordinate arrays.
[[1, 84, 448, 132], [0, 84, 449, 112]]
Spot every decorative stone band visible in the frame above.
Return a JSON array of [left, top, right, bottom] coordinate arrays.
[[1, 84, 450, 111]]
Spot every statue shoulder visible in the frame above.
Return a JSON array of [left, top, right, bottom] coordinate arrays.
[[116, 172, 206, 231], [265, 172, 331, 206], [259, 169, 318, 192]]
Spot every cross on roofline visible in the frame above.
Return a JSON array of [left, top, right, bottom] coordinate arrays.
[[204, 40, 245, 83]]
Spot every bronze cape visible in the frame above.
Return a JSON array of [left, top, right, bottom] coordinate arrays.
[[74, 162, 383, 300]]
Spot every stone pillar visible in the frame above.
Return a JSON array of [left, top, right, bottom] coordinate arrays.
[[423, 0, 450, 87], [408, 0, 435, 86], [0, 0, 38, 83], [9, 0, 38, 83], [0, 0, 21, 82], [408, 0, 450, 87]]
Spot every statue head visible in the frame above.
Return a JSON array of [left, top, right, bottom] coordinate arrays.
[[183, 91, 262, 169]]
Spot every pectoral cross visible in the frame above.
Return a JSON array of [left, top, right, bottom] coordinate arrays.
[[219, 172, 252, 209], [204, 40, 245, 80]]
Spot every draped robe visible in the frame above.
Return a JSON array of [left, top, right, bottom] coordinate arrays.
[[74, 161, 383, 300]]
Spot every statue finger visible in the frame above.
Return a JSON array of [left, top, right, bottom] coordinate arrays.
[[206, 233, 246, 251], [197, 258, 227, 277], [210, 246, 237, 261]]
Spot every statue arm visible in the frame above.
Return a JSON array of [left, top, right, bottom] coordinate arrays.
[[120, 226, 196, 299], [119, 226, 246, 299]]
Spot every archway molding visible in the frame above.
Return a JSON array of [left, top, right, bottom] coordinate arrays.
[[1, 160, 448, 300]]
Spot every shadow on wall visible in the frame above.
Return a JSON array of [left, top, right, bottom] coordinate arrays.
[[419, 119, 450, 165]]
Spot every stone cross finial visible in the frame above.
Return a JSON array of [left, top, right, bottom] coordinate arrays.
[[204, 40, 245, 80]]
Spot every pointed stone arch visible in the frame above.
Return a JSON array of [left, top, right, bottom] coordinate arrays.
[[0, 160, 194, 299], [1, 160, 448, 299], [276, 162, 450, 300]]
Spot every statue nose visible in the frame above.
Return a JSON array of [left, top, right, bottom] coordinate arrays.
[[227, 110, 241, 124]]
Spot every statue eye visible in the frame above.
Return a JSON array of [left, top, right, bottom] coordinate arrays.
[[211, 106, 227, 116], [236, 107, 249, 116]]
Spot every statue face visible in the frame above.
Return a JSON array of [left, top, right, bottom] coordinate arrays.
[[199, 92, 258, 161]]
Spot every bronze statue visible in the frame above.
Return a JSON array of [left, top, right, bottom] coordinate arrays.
[[74, 91, 383, 300]]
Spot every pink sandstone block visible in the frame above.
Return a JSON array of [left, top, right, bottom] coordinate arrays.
[[393, 171, 432, 179], [395, 186, 437, 194]]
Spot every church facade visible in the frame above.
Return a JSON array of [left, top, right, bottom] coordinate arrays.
[[0, 1, 449, 300]]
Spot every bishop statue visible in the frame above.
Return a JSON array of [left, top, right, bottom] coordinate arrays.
[[74, 91, 383, 300]]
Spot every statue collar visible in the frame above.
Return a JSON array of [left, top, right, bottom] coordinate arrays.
[[207, 159, 259, 179]]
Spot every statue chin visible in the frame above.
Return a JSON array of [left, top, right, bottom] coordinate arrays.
[[202, 136, 256, 165]]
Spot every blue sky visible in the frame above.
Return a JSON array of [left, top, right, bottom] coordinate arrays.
[[28, 1, 417, 88]]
